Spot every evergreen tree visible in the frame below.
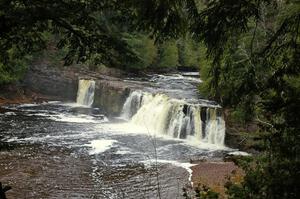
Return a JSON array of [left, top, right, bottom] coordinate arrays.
[[123, 33, 157, 70], [178, 36, 200, 69], [157, 41, 179, 68]]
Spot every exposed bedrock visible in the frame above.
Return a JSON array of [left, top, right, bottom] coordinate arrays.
[[23, 65, 78, 100], [23, 65, 140, 116]]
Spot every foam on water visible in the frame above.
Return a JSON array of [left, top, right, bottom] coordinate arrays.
[[85, 139, 117, 155], [26, 111, 108, 124], [4, 112, 17, 116], [101, 122, 227, 151], [142, 159, 196, 184], [16, 103, 39, 108], [26, 113, 53, 117], [49, 113, 107, 124], [115, 147, 132, 155], [41, 101, 61, 105], [4, 132, 88, 144], [227, 151, 251, 156]]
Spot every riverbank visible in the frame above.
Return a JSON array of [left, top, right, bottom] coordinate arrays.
[[0, 92, 246, 199], [190, 160, 244, 198], [0, 84, 51, 106], [0, 65, 247, 198]]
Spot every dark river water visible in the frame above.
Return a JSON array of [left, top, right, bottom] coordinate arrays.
[[0, 73, 232, 199]]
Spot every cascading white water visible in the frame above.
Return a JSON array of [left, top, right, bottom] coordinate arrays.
[[76, 79, 95, 107], [121, 91, 226, 146], [204, 108, 225, 145], [121, 91, 143, 120]]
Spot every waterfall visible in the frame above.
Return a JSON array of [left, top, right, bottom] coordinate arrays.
[[204, 108, 225, 145], [76, 79, 95, 107], [121, 91, 225, 146], [121, 91, 143, 120]]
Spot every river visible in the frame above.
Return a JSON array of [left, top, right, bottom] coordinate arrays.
[[0, 73, 233, 198]]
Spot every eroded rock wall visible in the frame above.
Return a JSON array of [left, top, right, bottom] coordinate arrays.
[[23, 65, 138, 116], [24, 65, 78, 100], [93, 82, 130, 116]]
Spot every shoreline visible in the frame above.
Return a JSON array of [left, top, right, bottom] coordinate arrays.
[[0, 84, 54, 107], [190, 161, 244, 198], [1, 84, 244, 198]]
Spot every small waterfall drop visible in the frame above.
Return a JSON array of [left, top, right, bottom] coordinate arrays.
[[204, 108, 225, 145], [121, 91, 143, 120], [121, 91, 226, 146], [76, 79, 95, 107]]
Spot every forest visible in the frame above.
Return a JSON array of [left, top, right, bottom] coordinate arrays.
[[0, 0, 299, 198]]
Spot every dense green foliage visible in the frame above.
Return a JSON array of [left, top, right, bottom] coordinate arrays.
[[178, 37, 202, 69], [0, 0, 137, 84], [1, 1, 299, 198], [194, 184, 219, 199], [123, 34, 200, 70], [0, 0, 201, 84], [183, 184, 220, 199], [126, 0, 300, 198], [1, 0, 214, 83], [157, 41, 179, 68], [195, 1, 300, 198], [0, 47, 30, 84], [123, 33, 157, 69]]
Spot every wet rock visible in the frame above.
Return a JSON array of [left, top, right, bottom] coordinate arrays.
[[93, 82, 131, 116], [23, 65, 142, 116], [23, 65, 78, 101]]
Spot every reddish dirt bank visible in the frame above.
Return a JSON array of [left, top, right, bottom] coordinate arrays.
[[191, 161, 244, 198]]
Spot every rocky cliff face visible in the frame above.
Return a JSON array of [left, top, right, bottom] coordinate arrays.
[[93, 81, 131, 116], [23, 64, 142, 116], [24, 65, 78, 100]]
